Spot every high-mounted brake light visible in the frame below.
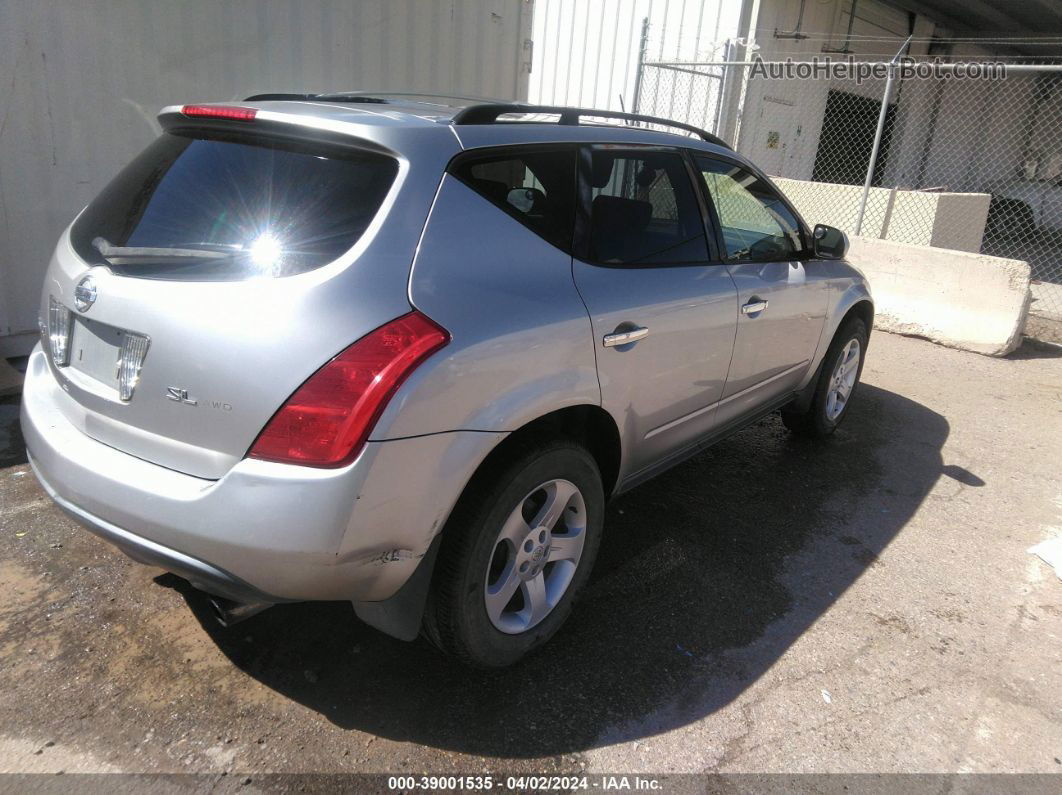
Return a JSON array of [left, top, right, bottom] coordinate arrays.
[[181, 104, 257, 122], [248, 312, 450, 468]]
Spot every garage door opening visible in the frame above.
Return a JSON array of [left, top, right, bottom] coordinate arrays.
[[812, 89, 897, 187]]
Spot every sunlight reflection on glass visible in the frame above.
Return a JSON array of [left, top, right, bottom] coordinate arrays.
[[249, 233, 283, 273]]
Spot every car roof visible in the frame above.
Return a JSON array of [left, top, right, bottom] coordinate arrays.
[[160, 95, 739, 161]]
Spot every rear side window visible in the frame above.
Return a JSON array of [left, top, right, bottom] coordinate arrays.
[[451, 149, 576, 251], [587, 151, 708, 265], [71, 131, 398, 280]]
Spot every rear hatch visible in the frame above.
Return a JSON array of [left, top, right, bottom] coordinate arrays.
[[40, 110, 420, 479]]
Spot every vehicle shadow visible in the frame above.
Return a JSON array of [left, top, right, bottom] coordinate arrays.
[[0, 395, 28, 468], [167, 382, 949, 758], [1008, 337, 1062, 360]]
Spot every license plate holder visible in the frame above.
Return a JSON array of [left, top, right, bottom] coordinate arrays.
[[70, 316, 125, 389]]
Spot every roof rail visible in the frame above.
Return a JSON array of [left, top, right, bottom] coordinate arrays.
[[450, 103, 730, 148]]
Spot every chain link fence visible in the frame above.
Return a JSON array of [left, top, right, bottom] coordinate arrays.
[[635, 62, 726, 138], [636, 57, 1062, 324]]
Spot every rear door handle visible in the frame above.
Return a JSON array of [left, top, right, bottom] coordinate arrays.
[[741, 299, 769, 315], [603, 326, 649, 347]]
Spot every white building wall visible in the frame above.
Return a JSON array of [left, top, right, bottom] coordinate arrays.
[[0, 0, 532, 353], [738, 0, 934, 180], [528, 0, 743, 112], [881, 40, 1032, 193], [739, 1, 1035, 195]]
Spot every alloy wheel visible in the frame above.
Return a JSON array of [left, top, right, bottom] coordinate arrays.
[[483, 479, 587, 634], [825, 337, 861, 421]]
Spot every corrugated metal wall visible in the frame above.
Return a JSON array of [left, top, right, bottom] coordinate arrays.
[[528, 0, 741, 111], [0, 0, 532, 353]]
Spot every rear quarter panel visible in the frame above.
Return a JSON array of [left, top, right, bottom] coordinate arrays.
[[372, 174, 600, 439]]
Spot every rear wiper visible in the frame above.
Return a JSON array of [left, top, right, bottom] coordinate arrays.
[[93, 237, 233, 265]]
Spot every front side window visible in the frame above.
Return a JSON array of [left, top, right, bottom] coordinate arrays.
[[451, 149, 576, 251], [587, 151, 708, 265], [71, 131, 398, 280], [696, 157, 803, 262]]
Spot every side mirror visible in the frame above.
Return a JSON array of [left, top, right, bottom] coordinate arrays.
[[506, 186, 546, 213], [812, 224, 848, 259]]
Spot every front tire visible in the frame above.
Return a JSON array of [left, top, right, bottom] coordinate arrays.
[[423, 440, 604, 668], [782, 317, 868, 438]]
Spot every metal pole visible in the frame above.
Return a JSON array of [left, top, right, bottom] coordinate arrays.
[[854, 36, 911, 236], [631, 17, 650, 114], [716, 0, 758, 146], [712, 40, 733, 133]]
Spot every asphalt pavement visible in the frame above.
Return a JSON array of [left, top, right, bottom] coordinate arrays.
[[0, 331, 1059, 781]]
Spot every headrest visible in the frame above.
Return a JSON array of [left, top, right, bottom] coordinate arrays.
[[470, 178, 510, 204], [635, 165, 660, 188], [591, 195, 652, 232], [591, 156, 615, 188]]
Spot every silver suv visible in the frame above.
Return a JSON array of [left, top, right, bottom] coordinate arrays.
[[21, 96, 872, 667]]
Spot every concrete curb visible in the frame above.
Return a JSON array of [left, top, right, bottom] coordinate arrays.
[[848, 237, 1031, 356]]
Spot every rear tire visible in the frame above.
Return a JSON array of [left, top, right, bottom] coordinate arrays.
[[782, 317, 868, 438], [422, 439, 604, 668]]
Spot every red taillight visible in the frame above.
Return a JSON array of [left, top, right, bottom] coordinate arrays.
[[248, 312, 450, 467], [181, 104, 257, 122]]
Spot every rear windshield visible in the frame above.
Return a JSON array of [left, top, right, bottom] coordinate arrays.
[[71, 131, 398, 280]]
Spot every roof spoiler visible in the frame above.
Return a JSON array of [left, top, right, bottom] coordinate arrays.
[[243, 93, 388, 104]]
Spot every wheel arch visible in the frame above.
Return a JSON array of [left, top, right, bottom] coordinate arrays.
[[351, 404, 622, 641], [475, 404, 622, 500], [841, 298, 875, 340], [825, 280, 874, 347], [793, 294, 874, 414]]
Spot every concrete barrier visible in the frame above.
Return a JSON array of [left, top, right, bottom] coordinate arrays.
[[1026, 282, 1062, 345], [774, 177, 992, 253], [847, 237, 1031, 356]]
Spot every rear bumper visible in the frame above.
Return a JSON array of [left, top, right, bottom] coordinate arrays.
[[21, 347, 504, 602], [29, 452, 282, 604]]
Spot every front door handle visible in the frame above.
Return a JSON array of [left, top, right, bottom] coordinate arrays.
[[603, 326, 649, 348], [741, 299, 769, 315]]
